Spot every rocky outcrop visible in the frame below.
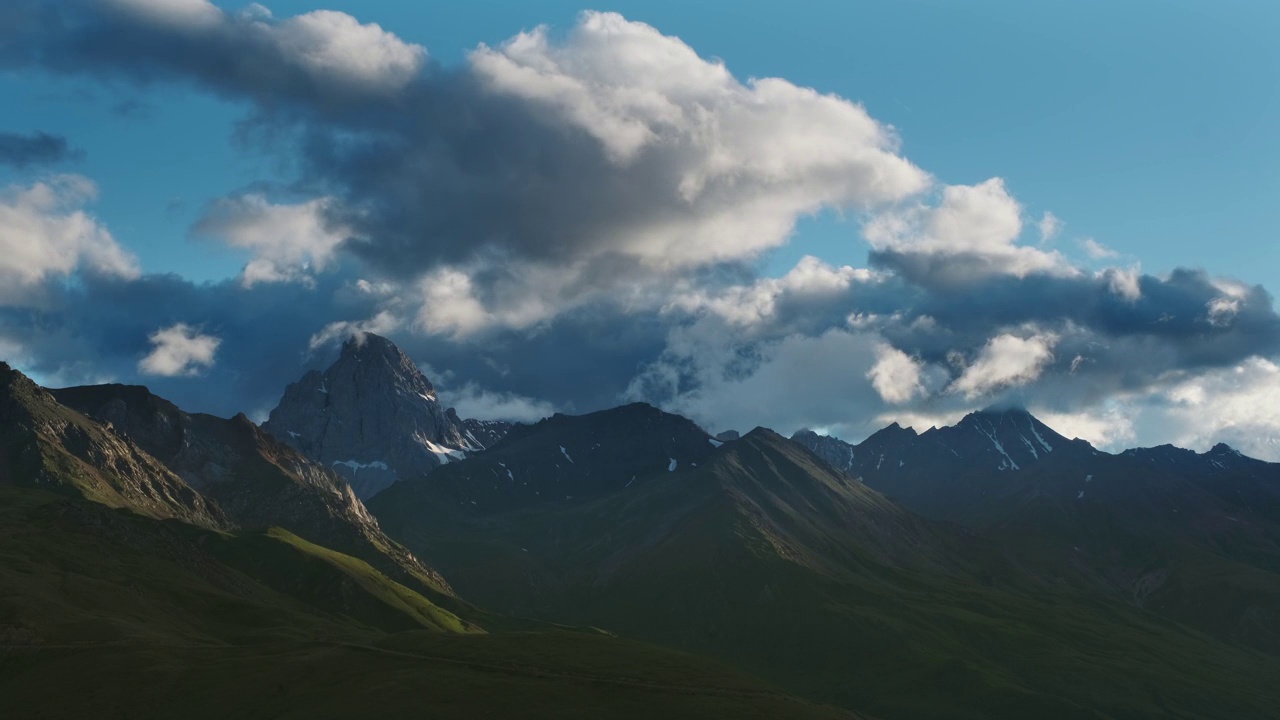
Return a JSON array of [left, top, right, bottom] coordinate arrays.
[[53, 382, 453, 593], [0, 363, 226, 529], [460, 416, 515, 450], [790, 429, 856, 475]]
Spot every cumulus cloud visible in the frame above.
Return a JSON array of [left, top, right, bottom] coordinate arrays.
[[39, 0, 426, 107], [1034, 405, 1137, 448], [308, 309, 400, 350], [194, 194, 350, 287], [138, 322, 220, 376], [439, 383, 556, 424], [628, 325, 887, 439], [867, 344, 926, 404], [1155, 357, 1280, 460], [0, 131, 81, 168], [949, 332, 1058, 399], [865, 178, 1075, 288], [0, 175, 138, 301], [664, 256, 878, 329], [5, 5, 1280, 458]]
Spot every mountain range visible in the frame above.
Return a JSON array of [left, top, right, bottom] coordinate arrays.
[[3, 333, 1279, 719]]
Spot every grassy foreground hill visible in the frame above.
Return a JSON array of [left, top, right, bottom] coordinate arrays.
[[372, 427, 1280, 720], [0, 362, 860, 719]]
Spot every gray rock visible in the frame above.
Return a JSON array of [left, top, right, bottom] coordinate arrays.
[[460, 415, 515, 449], [263, 333, 477, 498]]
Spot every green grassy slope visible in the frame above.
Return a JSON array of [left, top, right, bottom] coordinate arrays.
[[0, 486, 863, 719], [0, 634, 866, 720], [373, 429, 1280, 720]]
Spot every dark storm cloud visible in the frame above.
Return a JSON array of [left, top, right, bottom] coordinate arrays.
[[0, 131, 80, 168], [5, 0, 426, 113], [0, 267, 669, 420], [3, 1, 1280, 450], [0, 270, 374, 416], [6, 2, 925, 298]]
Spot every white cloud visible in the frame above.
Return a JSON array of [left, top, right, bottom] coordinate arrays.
[[949, 332, 1058, 399], [195, 194, 349, 287], [865, 178, 1074, 282], [664, 255, 877, 328], [1206, 296, 1241, 327], [0, 175, 139, 302], [1080, 237, 1119, 260], [308, 310, 401, 351], [1155, 357, 1280, 460], [440, 383, 556, 423], [470, 11, 929, 271], [267, 9, 426, 94], [1100, 266, 1142, 301], [1035, 405, 1137, 448], [138, 323, 220, 377], [627, 325, 887, 439], [1037, 211, 1062, 243], [867, 344, 925, 404], [104, 0, 222, 29]]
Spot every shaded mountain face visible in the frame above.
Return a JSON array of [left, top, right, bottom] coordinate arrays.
[[52, 383, 452, 593], [263, 333, 479, 499], [0, 364, 860, 720], [461, 417, 516, 449], [791, 429, 856, 474], [372, 425, 1280, 719], [0, 363, 224, 529], [401, 403, 721, 512], [792, 409, 1280, 653]]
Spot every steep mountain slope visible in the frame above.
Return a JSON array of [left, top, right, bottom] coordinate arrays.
[[373, 425, 1280, 719], [0, 370, 857, 719], [0, 486, 859, 720], [52, 383, 452, 593], [0, 363, 224, 529], [791, 428, 857, 474], [792, 409, 1280, 653], [462, 417, 516, 449], [263, 333, 480, 498]]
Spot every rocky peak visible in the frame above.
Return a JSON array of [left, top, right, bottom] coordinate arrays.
[[54, 381, 451, 592], [1, 368, 226, 529], [790, 429, 857, 474], [262, 333, 475, 499]]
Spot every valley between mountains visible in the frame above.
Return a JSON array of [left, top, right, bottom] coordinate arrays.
[[3, 333, 1279, 719]]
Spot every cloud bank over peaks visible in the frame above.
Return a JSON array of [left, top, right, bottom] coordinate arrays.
[[3, 4, 1280, 458]]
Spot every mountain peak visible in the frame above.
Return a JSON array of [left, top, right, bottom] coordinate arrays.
[[334, 332, 436, 396], [264, 333, 473, 498]]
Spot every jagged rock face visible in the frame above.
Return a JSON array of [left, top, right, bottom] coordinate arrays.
[[714, 430, 740, 442], [0, 364, 226, 529], [460, 416, 515, 450], [791, 429, 856, 474], [263, 333, 476, 499], [52, 382, 452, 593]]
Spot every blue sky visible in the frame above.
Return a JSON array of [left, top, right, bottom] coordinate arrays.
[[2, 0, 1279, 458], [4, 0, 1276, 285]]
